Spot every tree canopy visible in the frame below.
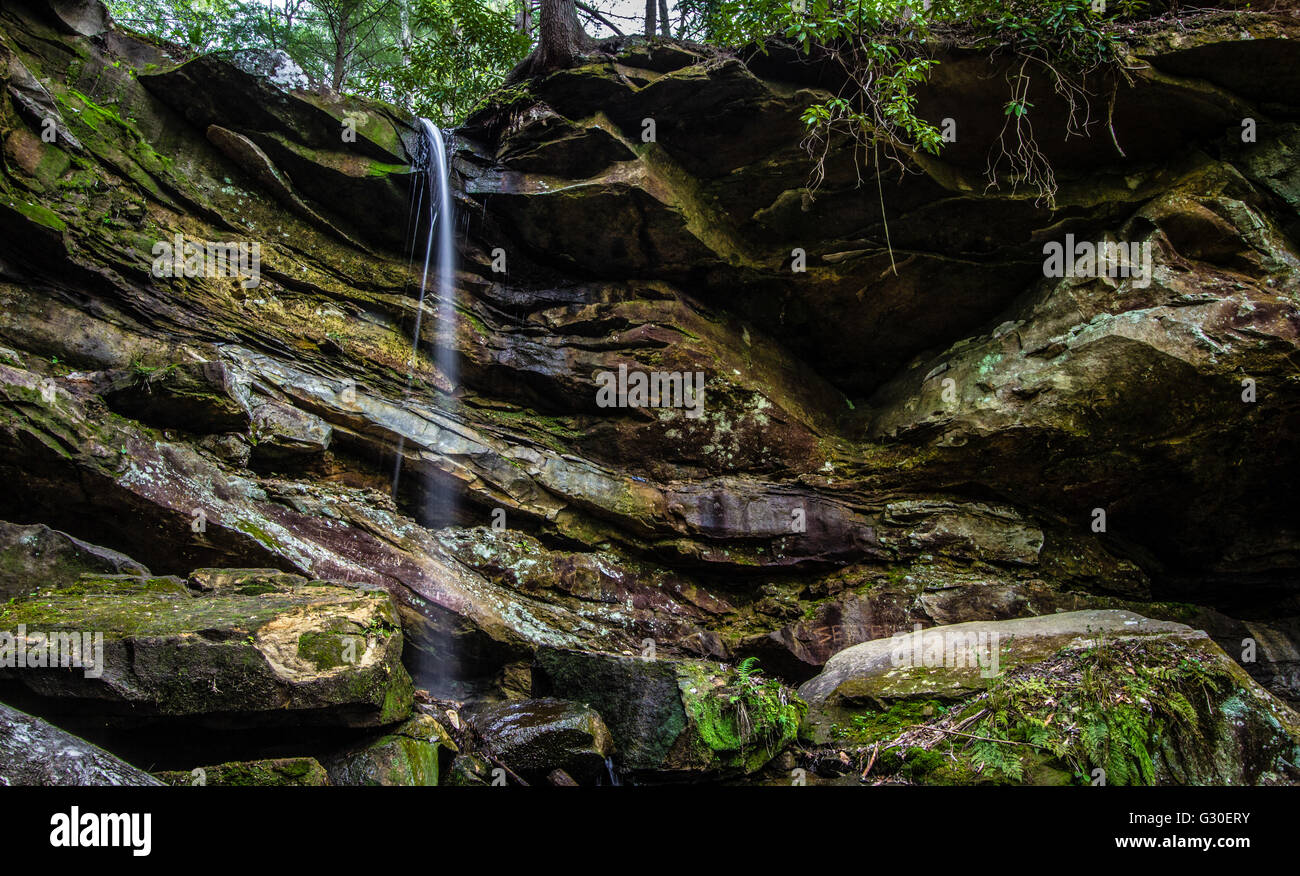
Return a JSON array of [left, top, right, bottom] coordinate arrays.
[[106, 0, 534, 122]]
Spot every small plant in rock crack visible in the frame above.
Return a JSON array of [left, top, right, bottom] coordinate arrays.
[[127, 354, 182, 387], [729, 657, 799, 743], [360, 618, 391, 638]]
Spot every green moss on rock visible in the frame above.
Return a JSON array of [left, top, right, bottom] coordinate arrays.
[[324, 714, 454, 785], [155, 756, 330, 786]]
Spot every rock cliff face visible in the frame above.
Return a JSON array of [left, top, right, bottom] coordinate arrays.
[[1, 0, 1298, 784]]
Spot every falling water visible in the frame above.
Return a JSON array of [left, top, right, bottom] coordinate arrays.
[[419, 118, 458, 399], [390, 119, 468, 699], [392, 119, 458, 503]]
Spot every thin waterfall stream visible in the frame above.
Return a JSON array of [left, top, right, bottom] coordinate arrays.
[[392, 118, 458, 511], [393, 118, 465, 698]]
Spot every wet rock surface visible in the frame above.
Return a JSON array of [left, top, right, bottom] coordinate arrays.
[[466, 697, 614, 784], [0, 701, 162, 785]]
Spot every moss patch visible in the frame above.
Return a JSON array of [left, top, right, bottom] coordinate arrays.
[[677, 658, 804, 774], [155, 756, 330, 786]]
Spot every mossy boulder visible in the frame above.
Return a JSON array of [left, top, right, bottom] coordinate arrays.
[[535, 648, 803, 777], [801, 612, 1300, 785], [324, 713, 456, 786], [798, 610, 1198, 744], [154, 756, 330, 786], [887, 638, 1300, 786], [185, 567, 306, 594], [444, 752, 492, 786], [0, 568, 413, 728]]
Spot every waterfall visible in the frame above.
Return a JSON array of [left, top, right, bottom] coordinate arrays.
[[418, 118, 458, 400], [392, 119, 458, 503], [397, 119, 466, 699]]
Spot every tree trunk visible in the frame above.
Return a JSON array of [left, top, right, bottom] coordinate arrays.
[[513, 0, 590, 79], [644, 0, 656, 37], [658, 0, 670, 36], [331, 22, 350, 93], [400, 0, 412, 66]]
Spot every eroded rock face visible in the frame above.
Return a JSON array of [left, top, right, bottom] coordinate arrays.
[[1, 0, 1299, 784], [865, 164, 1300, 589], [99, 361, 251, 434], [0, 520, 150, 599]]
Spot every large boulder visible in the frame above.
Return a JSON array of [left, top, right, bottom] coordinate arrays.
[[800, 609, 1198, 739], [798, 611, 1300, 785], [324, 713, 456, 786], [0, 701, 161, 785], [467, 698, 614, 784], [0, 568, 413, 728]]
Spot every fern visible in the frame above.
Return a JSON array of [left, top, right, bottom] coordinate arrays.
[[965, 638, 1231, 786], [970, 739, 1025, 781]]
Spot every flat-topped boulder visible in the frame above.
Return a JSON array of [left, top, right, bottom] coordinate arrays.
[[0, 568, 413, 728], [800, 609, 1198, 723], [797, 611, 1300, 784], [154, 756, 331, 787]]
